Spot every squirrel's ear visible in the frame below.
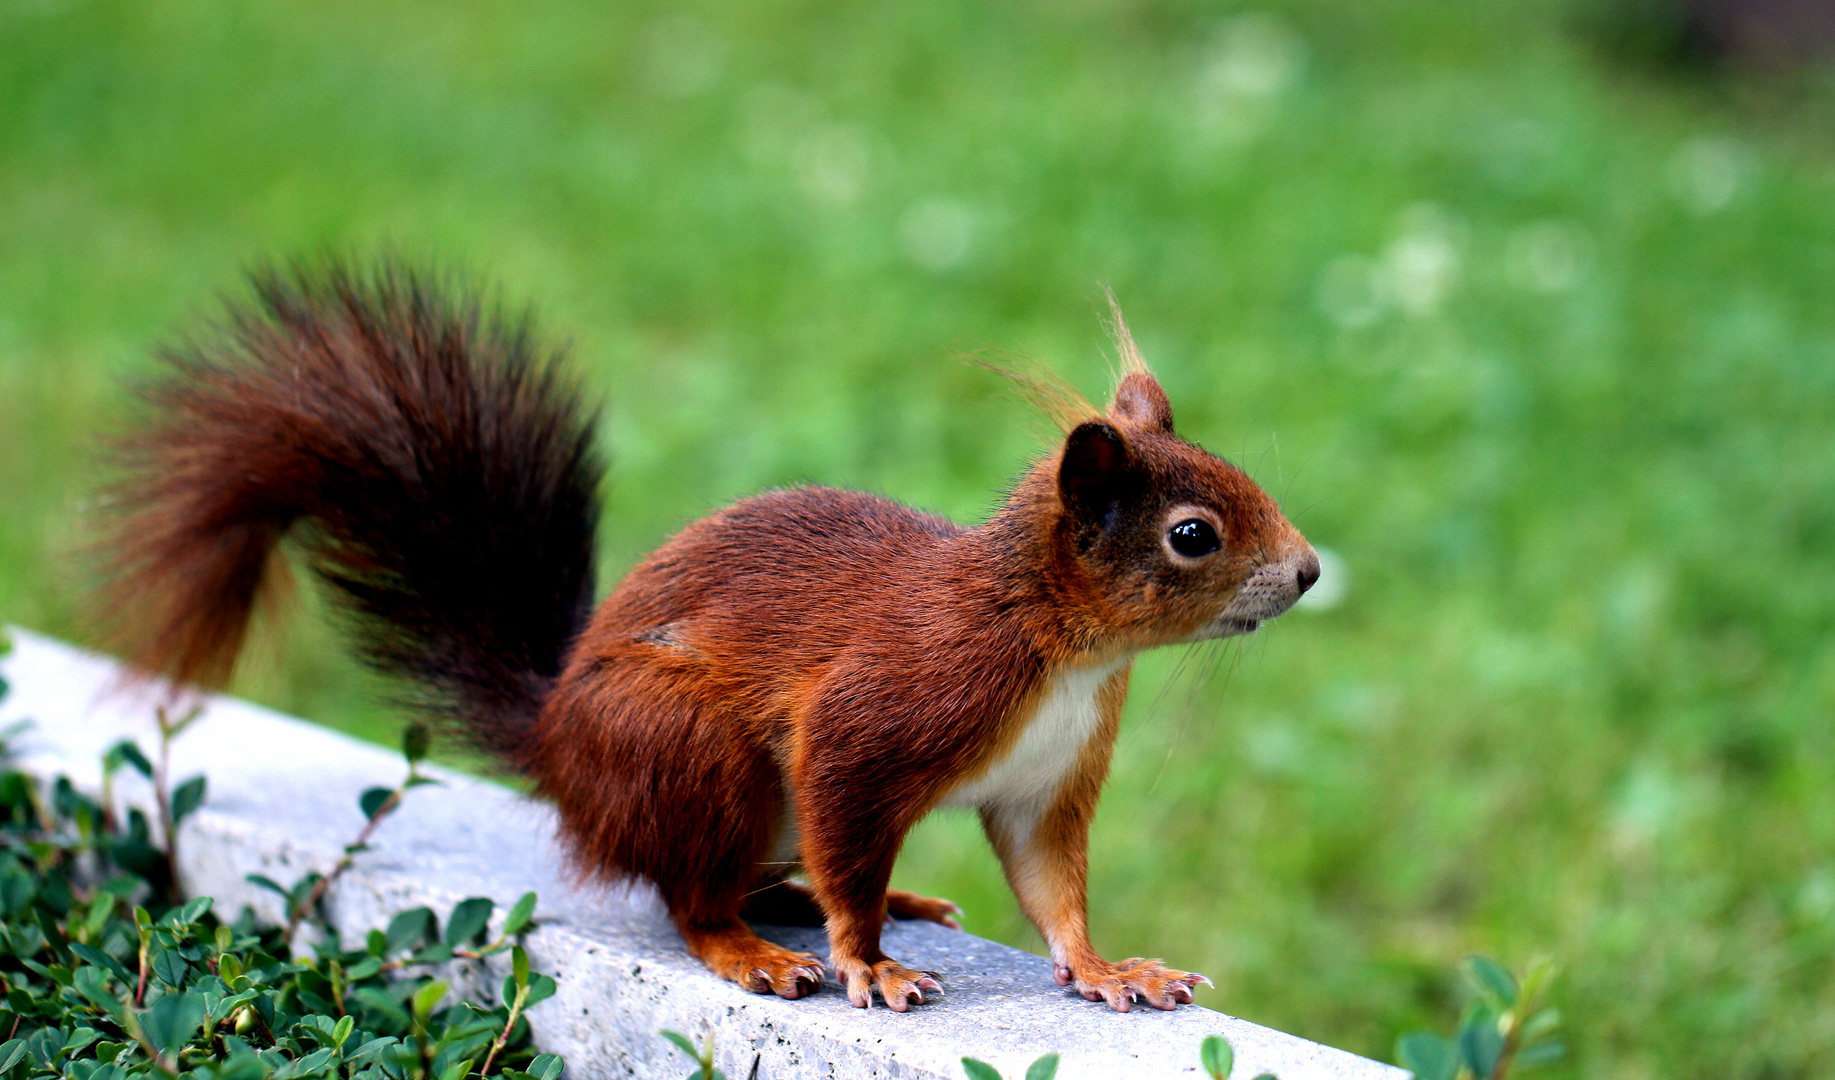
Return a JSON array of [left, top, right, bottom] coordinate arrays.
[[1058, 420, 1135, 527], [1108, 371, 1174, 433]]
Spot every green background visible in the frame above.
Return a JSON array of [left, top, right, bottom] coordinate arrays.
[[4, 1, 1833, 1075]]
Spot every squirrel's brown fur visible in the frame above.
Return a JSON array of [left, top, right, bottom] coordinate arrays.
[[96, 261, 1319, 1012]]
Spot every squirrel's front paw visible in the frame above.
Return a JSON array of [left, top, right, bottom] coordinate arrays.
[[713, 947, 825, 1000], [834, 956, 942, 1011], [1057, 957, 1209, 1012]]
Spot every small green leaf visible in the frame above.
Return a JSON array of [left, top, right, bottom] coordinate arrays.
[[343, 957, 382, 980], [960, 1059, 1004, 1080], [81, 896, 115, 939], [151, 947, 190, 989], [332, 1014, 355, 1048], [444, 897, 494, 947], [1458, 1009, 1504, 1078], [215, 1050, 266, 1080], [175, 896, 213, 927], [523, 973, 557, 1007], [1397, 1032, 1457, 1080], [1522, 1007, 1561, 1041], [512, 945, 530, 989], [411, 978, 449, 1021], [110, 742, 154, 780], [244, 874, 291, 900], [218, 953, 243, 984], [1024, 1052, 1059, 1080], [354, 986, 410, 1030], [660, 1031, 699, 1059], [358, 788, 395, 822], [0, 860, 35, 914], [347, 1036, 401, 1062], [528, 1053, 563, 1080], [1200, 1035, 1234, 1079], [409, 942, 455, 964], [23, 959, 71, 986], [69, 943, 133, 986], [384, 907, 434, 955], [72, 964, 121, 1015], [170, 776, 207, 824], [503, 892, 537, 936], [110, 839, 164, 879], [1466, 955, 1519, 1007], [402, 723, 431, 765], [63, 1029, 102, 1054], [143, 991, 207, 1055], [1516, 1038, 1565, 1068], [0, 1038, 29, 1072]]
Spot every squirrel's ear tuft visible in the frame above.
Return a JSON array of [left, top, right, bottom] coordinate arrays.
[[1058, 420, 1135, 528], [1101, 292, 1173, 432], [1108, 371, 1174, 433]]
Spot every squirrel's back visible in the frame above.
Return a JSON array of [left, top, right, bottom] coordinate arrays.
[[604, 487, 962, 621], [95, 261, 604, 764]]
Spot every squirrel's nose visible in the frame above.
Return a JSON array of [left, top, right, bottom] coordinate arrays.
[[1295, 550, 1321, 595]]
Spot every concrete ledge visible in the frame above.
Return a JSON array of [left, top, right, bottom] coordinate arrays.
[[0, 628, 1405, 1080]]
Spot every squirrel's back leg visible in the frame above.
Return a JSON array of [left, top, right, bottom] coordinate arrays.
[[530, 640, 823, 998], [742, 879, 963, 930]]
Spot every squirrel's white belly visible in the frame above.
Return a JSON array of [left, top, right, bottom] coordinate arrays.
[[943, 657, 1128, 810]]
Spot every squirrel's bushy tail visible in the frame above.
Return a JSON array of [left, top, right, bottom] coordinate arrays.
[[94, 260, 603, 766]]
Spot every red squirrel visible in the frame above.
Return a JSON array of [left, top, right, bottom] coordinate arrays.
[[96, 261, 1320, 1013]]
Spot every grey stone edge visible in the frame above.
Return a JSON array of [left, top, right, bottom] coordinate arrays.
[[0, 627, 1407, 1080]]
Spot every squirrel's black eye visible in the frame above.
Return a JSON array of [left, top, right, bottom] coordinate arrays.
[[1167, 518, 1220, 558]]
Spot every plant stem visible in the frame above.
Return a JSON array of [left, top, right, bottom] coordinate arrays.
[[134, 923, 151, 1008], [280, 787, 402, 946], [478, 982, 529, 1077], [1487, 968, 1548, 1080], [1487, 1023, 1519, 1080]]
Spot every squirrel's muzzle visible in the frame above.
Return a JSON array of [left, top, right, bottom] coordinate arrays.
[[1203, 541, 1322, 637]]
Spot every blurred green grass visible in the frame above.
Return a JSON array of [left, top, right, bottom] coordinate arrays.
[[4, 0, 1833, 1074]]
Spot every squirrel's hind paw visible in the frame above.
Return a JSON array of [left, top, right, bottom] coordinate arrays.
[[885, 888, 964, 929]]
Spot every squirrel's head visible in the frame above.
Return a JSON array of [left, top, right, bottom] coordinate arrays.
[[1010, 304, 1319, 651]]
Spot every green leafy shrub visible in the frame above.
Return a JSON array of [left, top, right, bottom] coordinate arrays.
[[0, 634, 568, 1080], [1397, 957, 1563, 1080]]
